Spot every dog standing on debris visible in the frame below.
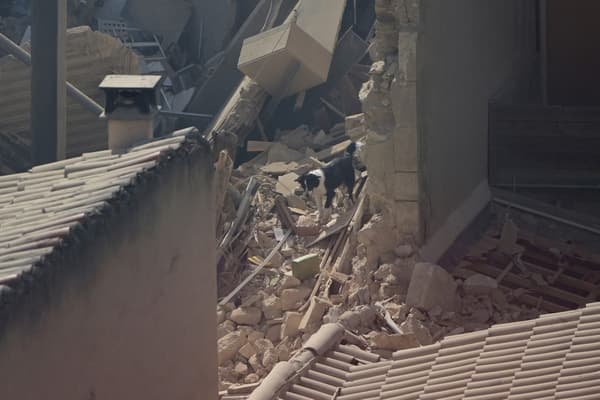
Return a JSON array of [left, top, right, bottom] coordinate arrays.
[[296, 141, 366, 223]]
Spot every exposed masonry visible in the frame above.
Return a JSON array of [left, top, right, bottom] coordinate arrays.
[[359, 0, 420, 246]]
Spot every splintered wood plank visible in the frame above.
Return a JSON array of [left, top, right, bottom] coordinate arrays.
[[316, 139, 352, 162], [467, 262, 588, 308], [246, 140, 272, 152]]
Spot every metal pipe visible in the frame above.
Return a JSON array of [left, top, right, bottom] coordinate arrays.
[[159, 110, 213, 119], [0, 31, 104, 116], [492, 197, 600, 236]]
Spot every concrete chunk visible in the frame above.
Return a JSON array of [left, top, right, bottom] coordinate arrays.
[[406, 262, 457, 312], [292, 253, 321, 280]]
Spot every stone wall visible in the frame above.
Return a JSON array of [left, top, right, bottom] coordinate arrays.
[[359, 0, 420, 250], [359, 0, 537, 257]]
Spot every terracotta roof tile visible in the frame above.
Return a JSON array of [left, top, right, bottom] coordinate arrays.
[[243, 302, 600, 400], [0, 127, 195, 286]]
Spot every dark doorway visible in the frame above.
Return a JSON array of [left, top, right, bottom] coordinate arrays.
[[546, 0, 600, 106]]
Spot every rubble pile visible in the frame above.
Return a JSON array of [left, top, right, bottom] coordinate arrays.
[[215, 125, 541, 392]]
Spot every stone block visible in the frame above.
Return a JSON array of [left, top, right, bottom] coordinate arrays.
[[218, 331, 247, 365], [393, 172, 418, 201], [230, 307, 263, 326], [279, 274, 301, 291], [393, 201, 419, 235], [292, 254, 321, 281], [280, 286, 312, 310], [397, 31, 417, 82], [406, 262, 457, 312], [390, 81, 417, 128], [299, 297, 328, 332], [345, 113, 366, 140], [266, 324, 282, 343], [281, 312, 303, 339], [392, 126, 418, 172], [238, 342, 259, 360], [261, 295, 283, 320]]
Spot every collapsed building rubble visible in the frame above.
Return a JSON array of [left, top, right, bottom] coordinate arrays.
[[212, 2, 600, 390], [2, 0, 600, 397], [213, 124, 553, 393]]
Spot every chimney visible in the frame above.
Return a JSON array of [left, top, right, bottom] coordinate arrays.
[[99, 74, 162, 150]]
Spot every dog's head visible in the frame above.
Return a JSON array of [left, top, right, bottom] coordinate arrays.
[[295, 172, 321, 194]]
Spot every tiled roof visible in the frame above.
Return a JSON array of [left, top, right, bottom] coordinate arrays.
[[245, 302, 600, 400], [0, 127, 197, 286]]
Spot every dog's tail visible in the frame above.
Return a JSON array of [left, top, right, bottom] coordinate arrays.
[[345, 141, 357, 155]]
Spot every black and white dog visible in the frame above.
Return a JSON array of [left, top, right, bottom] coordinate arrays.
[[296, 141, 365, 223]]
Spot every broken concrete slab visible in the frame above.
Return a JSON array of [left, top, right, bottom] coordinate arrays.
[[292, 253, 321, 281], [406, 263, 457, 312]]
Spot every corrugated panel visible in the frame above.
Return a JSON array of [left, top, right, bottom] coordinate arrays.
[[0, 26, 140, 160]]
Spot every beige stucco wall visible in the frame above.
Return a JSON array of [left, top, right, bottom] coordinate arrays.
[[0, 149, 217, 399], [418, 0, 537, 240]]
